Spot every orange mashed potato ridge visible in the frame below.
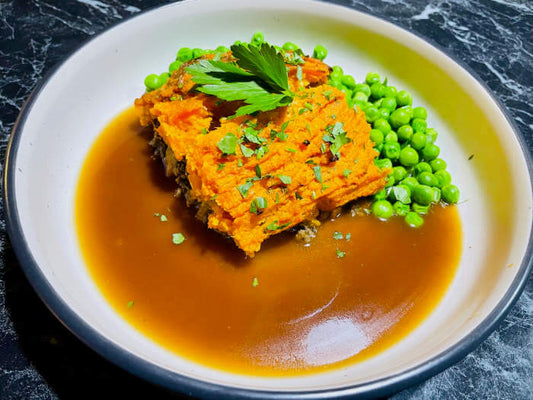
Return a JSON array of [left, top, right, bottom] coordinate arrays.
[[135, 53, 388, 257]]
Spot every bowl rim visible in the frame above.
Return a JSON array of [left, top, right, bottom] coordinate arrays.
[[3, 0, 533, 398]]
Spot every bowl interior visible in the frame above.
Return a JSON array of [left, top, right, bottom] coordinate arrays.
[[7, 0, 532, 394]]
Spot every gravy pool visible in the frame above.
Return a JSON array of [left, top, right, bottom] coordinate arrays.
[[76, 107, 462, 376]]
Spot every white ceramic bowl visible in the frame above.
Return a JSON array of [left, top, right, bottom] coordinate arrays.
[[4, 0, 533, 398]]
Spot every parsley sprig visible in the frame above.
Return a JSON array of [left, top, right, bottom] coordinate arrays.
[[186, 43, 294, 116]]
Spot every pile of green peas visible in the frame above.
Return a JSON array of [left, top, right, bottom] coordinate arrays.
[[328, 68, 460, 227], [142, 35, 459, 228]]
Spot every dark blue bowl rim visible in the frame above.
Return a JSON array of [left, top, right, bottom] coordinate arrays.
[[3, 1, 533, 399]]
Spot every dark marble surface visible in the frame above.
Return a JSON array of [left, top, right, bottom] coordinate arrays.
[[0, 0, 531, 399]]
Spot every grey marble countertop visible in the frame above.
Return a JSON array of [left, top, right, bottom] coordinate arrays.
[[0, 0, 532, 399]]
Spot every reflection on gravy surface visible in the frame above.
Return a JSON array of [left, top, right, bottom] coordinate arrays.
[[76, 108, 462, 375]]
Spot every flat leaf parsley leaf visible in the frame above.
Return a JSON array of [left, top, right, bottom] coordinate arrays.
[[186, 43, 294, 116]]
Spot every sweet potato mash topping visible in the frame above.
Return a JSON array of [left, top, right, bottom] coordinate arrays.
[[135, 53, 388, 256]]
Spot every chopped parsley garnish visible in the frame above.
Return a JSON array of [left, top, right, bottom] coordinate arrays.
[[296, 65, 303, 81], [323, 90, 332, 100], [286, 147, 297, 153], [304, 102, 313, 111], [275, 192, 280, 204], [323, 122, 350, 159], [237, 180, 253, 198], [250, 197, 267, 214], [237, 159, 243, 167], [160, 214, 168, 222], [313, 165, 322, 182], [252, 277, 259, 287], [255, 164, 262, 178], [333, 231, 343, 240], [240, 143, 254, 158], [172, 233, 185, 245], [345, 233, 352, 241], [312, 190, 316, 199], [278, 174, 292, 185], [201, 127, 208, 135], [186, 43, 294, 116], [306, 159, 316, 165], [295, 192, 303, 200], [217, 132, 237, 155], [127, 301, 134, 308], [217, 163, 226, 170], [336, 249, 346, 258], [343, 168, 352, 178], [266, 220, 291, 231]]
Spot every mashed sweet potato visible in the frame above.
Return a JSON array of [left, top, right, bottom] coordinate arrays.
[[135, 53, 388, 256]]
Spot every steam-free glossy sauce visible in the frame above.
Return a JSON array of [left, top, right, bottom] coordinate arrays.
[[76, 108, 462, 375]]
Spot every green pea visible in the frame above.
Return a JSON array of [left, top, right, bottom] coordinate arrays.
[[397, 125, 413, 141], [385, 132, 398, 143], [385, 175, 396, 187], [393, 166, 408, 181], [417, 171, 439, 187], [389, 184, 412, 204], [370, 129, 384, 145], [365, 72, 381, 85], [353, 92, 369, 103], [329, 70, 343, 81], [432, 187, 441, 203], [413, 184, 434, 206], [215, 45, 230, 53], [375, 158, 393, 170], [381, 97, 397, 111], [176, 47, 193, 62], [374, 189, 388, 200], [399, 146, 419, 167], [354, 100, 370, 111], [422, 143, 440, 161], [375, 143, 384, 153], [397, 90, 413, 106], [405, 211, 424, 227], [411, 118, 427, 133], [354, 83, 371, 97], [374, 118, 391, 134], [399, 105, 414, 119], [341, 75, 356, 88], [251, 31, 265, 45], [383, 142, 401, 160], [412, 202, 430, 215], [332, 65, 343, 75], [413, 106, 428, 120], [169, 60, 182, 73], [282, 42, 299, 51], [159, 72, 170, 85], [389, 108, 411, 129], [370, 83, 386, 99], [340, 87, 352, 100], [192, 48, 205, 59], [373, 200, 394, 219], [414, 162, 432, 176], [329, 78, 342, 89], [384, 86, 398, 98], [442, 185, 460, 204], [394, 201, 411, 216], [144, 74, 161, 91], [401, 177, 419, 193], [364, 106, 379, 123], [426, 128, 438, 144], [378, 108, 390, 120], [410, 132, 427, 150], [434, 169, 452, 187], [430, 158, 447, 172]]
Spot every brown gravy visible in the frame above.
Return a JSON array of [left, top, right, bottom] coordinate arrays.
[[76, 107, 462, 376]]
